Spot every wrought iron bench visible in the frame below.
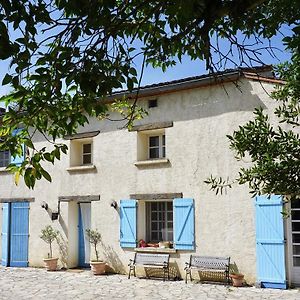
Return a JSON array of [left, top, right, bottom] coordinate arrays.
[[185, 255, 230, 284], [128, 253, 170, 281]]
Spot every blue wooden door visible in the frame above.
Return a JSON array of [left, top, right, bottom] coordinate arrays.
[[255, 195, 286, 289], [1, 203, 11, 266], [78, 203, 91, 267], [9, 202, 30, 267]]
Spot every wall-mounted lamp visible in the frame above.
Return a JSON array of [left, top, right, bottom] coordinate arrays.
[[41, 201, 59, 221], [110, 200, 118, 209], [41, 201, 48, 210]]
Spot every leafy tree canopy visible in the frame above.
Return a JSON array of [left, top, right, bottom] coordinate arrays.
[[0, 0, 299, 189]]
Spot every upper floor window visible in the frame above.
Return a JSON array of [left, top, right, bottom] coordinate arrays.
[[149, 135, 165, 159], [69, 139, 93, 167], [136, 128, 169, 165], [0, 150, 10, 167], [65, 130, 99, 170]]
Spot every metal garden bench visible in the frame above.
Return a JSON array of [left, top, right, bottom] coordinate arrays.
[[128, 253, 170, 281], [184, 255, 230, 284]]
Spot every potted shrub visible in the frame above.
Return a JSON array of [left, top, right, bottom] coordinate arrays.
[[229, 272, 245, 287], [40, 225, 59, 271], [86, 228, 106, 275]]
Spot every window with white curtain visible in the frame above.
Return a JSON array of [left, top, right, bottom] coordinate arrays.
[[146, 201, 173, 242]]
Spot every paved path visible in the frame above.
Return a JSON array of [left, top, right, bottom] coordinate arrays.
[[0, 267, 299, 300]]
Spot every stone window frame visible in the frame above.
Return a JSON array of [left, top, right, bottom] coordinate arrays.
[[132, 122, 172, 167], [67, 138, 96, 172]]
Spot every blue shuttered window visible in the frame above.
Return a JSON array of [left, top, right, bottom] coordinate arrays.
[[9, 202, 29, 267], [173, 198, 195, 250], [255, 195, 286, 289], [119, 198, 195, 250], [1, 203, 11, 266], [120, 200, 137, 248]]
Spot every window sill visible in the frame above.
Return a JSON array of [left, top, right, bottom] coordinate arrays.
[[66, 164, 96, 172], [134, 158, 170, 167], [134, 247, 176, 254], [0, 167, 9, 173]]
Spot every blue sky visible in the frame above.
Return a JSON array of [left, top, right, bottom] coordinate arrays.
[[0, 26, 292, 97], [138, 29, 292, 86]]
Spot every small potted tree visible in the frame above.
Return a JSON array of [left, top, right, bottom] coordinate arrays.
[[229, 272, 245, 287], [86, 228, 106, 275], [40, 225, 59, 271]]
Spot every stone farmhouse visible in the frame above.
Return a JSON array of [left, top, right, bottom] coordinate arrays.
[[0, 66, 298, 288]]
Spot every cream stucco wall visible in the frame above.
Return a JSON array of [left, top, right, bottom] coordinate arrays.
[[0, 78, 280, 283]]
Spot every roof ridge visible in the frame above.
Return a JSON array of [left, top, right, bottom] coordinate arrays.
[[111, 65, 273, 96]]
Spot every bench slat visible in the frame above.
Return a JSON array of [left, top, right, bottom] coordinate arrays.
[[138, 264, 166, 268], [135, 253, 169, 266], [191, 256, 229, 269], [128, 252, 170, 281]]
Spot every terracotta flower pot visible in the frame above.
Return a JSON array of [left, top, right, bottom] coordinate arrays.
[[230, 273, 244, 287], [90, 261, 106, 275], [43, 258, 59, 271], [159, 241, 170, 248]]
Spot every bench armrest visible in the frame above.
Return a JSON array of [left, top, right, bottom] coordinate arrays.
[[184, 261, 190, 270], [128, 259, 135, 266]]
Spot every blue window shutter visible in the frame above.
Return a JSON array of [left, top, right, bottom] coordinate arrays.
[[173, 198, 195, 250], [120, 199, 137, 248], [10, 202, 29, 267], [11, 129, 25, 166], [255, 195, 286, 289], [1, 203, 11, 266]]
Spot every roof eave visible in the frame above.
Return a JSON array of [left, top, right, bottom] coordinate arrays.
[[106, 71, 241, 103]]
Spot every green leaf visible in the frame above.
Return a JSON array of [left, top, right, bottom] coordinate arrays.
[[2, 73, 12, 85], [14, 170, 21, 185], [44, 153, 53, 163], [40, 168, 52, 182], [127, 78, 134, 91]]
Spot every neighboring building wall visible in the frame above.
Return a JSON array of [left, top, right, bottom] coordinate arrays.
[[0, 78, 277, 283]]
